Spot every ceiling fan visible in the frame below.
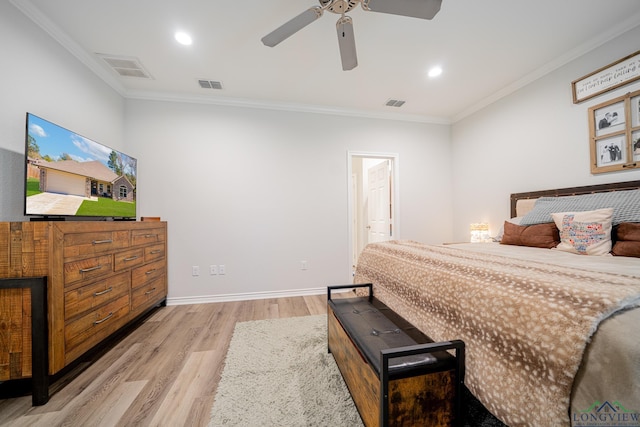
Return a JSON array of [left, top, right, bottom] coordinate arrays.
[[261, 0, 442, 71]]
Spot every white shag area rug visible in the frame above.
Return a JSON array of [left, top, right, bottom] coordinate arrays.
[[209, 314, 364, 427]]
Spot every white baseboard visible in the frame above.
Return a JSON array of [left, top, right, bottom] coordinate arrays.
[[166, 286, 334, 306]]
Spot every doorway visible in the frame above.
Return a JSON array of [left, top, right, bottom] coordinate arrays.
[[347, 152, 399, 277]]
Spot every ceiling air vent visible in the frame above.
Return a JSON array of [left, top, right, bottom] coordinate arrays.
[[97, 54, 153, 79], [385, 99, 406, 107], [198, 79, 223, 90]]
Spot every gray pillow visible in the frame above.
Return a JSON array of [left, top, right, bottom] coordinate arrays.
[[519, 189, 640, 226]]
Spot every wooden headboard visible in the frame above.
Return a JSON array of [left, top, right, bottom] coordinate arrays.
[[510, 180, 640, 218]]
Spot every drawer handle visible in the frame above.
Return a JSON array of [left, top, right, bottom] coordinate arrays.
[[144, 234, 156, 238], [92, 239, 113, 245], [80, 265, 103, 273], [371, 328, 400, 336], [94, 287, 113, 297], [123, 256, 139, 262], [145, 287, 157, 295], [145, 269, 157, 275], [150, 250, 162, 254], [94, 312, 114, 325]]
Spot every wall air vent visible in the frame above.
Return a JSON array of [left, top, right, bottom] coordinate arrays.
[[385, 99, 406, 107], [97, 54, 153, 79], [198, 79, 223, 90]]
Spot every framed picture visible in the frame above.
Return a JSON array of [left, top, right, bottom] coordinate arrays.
[[572, 50, 640, 103], [632, 95, 640, 127], [594, 101, 625, 137], [589, 88, 640, 174], [595, 135, 626, 168], [633, 130, 640, 162]]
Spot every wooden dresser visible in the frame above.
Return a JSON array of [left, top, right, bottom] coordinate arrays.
[[0, 221, 168, 382]]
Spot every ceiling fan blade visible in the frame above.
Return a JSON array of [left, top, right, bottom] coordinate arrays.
[[363, 0, 442, 20], [336, 16, 357, 71], [261, 7, 324, 47]]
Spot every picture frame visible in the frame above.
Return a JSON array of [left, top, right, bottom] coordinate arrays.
[[572, 50, 640, 104], [632, 95, 640, 127], [589, 89, 640, 174], [593, 101, 625, 137], [595, 135, 626, 168], [633, 130, 640, 162]]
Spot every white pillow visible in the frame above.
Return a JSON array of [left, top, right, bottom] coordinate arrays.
[[550, 208, 613, 255]]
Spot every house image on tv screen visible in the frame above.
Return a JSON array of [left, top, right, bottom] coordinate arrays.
[[25, 113, 137, 218], [33, 158, 134, 201]]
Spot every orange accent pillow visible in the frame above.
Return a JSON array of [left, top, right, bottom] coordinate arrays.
[[612, 223, 640, 258], [500, 221, 560, 249]]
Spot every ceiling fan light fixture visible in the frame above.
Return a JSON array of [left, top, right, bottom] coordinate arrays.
[[336, 15, 357, 71], [261, 7, 324, 47]]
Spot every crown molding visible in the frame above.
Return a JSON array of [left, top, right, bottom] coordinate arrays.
[[453, 13, 640, 123], [10, 0, 127, 97], [124, 90, 451, 124]]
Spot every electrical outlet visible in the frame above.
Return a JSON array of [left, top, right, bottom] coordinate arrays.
[[192, 265, 200, 276], [210, 264, 218, 275], [301, 260, 308, 270], [218, 264, 226, 275]]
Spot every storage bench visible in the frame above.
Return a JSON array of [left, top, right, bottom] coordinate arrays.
[[327, 283, 465, 427]]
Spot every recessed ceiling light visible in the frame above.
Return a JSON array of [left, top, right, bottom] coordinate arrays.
[[428, 66, 443, 78], [175, 32, 193, 46]]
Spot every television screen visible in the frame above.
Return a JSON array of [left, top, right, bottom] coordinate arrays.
[[25, 113, 137, 219]]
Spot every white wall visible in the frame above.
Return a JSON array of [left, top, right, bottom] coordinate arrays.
[[0, 1, 124, 221], [451, 25, 640, 242], [125, 100, 452, 301]]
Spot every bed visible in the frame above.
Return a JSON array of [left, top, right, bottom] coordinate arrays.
[[353, 180, 640, 427]]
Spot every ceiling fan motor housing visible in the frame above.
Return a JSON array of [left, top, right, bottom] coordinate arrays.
[[319, 0, 359, 14]]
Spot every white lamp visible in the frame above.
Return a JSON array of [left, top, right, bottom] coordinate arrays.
[[470, 223, 490, 243]]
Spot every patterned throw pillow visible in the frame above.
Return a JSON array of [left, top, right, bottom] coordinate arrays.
[[551, 208, 613, 255]]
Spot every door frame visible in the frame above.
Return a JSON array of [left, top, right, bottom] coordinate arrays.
[[347, 151, 400, 279]]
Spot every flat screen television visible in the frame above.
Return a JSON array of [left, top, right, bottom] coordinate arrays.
[[24, 112, 137, 219]]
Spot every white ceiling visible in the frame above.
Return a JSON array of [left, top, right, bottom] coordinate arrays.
[[13, 0, 640, 123]]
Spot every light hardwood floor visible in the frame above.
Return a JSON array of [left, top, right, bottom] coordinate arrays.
[[0, 294, 330, 427]]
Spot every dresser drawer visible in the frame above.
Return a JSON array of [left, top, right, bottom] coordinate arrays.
[[63, 230, 130, 258], [131, 228, 165, 246], [64, 254, 113, 287], [64, 272, 130, 320], [114, 248, 145, 271], [131, 259, 165, 289], [64, 294, 130, 362], [131, 275, 166, 312], [144, 243, 165, 262]]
